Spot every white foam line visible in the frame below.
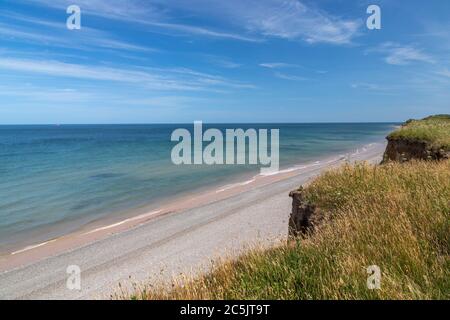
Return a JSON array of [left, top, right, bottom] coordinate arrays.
[[83, 210, 162, 235], [215, 142, 381, 193], [215, 184, 236, 193], [326, 158, 341, 164], [11, 239, 57, 255], [10, 210, 163, 255], [259, 168, 296, 177], [256, 161, 325, 178], [216, 178, 257, 193]]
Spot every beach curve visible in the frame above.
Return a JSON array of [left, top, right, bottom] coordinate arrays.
[[0, 142, 386, 299]]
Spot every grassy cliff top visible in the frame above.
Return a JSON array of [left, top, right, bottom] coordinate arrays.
[[133, 160, 450, 300], [388, 114, 450, 149]]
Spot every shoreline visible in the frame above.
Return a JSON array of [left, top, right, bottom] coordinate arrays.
[[0, 141, 383, 273], [0, 141, 386, 299]]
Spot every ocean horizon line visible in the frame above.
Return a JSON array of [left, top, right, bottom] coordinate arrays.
[[0, 121, 401, 126]]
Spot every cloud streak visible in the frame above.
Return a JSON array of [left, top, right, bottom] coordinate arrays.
[[19, 0, 262, 42], [0, 13, 157, 54], [22, 0, 361, 44], [259, 62, 301, 69], [153, 0, 361, 44], [0, 57, 254, 92], [436, 69, 450, 78], [274, 72, 307, 81], [234, 0, 360, 44], [370, 42, 435, 65]]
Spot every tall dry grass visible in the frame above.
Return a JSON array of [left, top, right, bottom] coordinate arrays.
[[388, 115, 450, 149], [133, 160, 449, 300]]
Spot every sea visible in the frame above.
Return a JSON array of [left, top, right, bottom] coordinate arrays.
[[0, 123, 397, 253]]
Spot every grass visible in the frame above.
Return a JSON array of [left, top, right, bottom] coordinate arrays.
[[388, 115, 450, 150], [133, 160, 450, 300]]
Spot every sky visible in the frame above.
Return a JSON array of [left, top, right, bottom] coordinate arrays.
[[0, 0, 449, 124]]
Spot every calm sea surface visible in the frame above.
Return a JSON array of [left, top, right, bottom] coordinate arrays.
[[0, 123, 396, 252]]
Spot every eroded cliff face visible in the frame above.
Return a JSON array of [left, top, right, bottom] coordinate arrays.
[[382, 137, 449, 163], [288, 188, 322, 238]]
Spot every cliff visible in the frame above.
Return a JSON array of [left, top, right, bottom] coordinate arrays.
[[288, 187, 322, 238], [382, 115, 450, 163], [289, 114, 450, 237]]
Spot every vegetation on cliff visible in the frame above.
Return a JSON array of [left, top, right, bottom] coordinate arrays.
[[388, 115, 450, 150], [134, 160, 450, 300], [382, 115, 449, 162]]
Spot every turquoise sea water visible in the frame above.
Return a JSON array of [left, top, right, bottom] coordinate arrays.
[[0, 123, 396, 253]]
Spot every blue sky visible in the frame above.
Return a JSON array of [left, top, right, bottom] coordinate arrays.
[[0, 0, 449, 124]]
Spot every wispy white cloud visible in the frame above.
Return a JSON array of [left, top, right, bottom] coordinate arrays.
[[0, 85, 94, 102], [260, 62, 328, 79], [235, 0, 360, 44], [142, 21, 262, 42], [259, 62, 301, 69], [196, 54, 242, 69], [370, 42, 435, 65], [0, 83, 213, 111], [0, 14, 157, 54], [149, 67, 255, 89], [19, 0, 262, 42], [274, 72, 307, 81], [436, 69, 450, 78], [24, 0, 163, 22], [350, 82, 385, 91], [157, 0, 361, 44], [22, 0, 360, 45], [0, 57, 254, 91], [211, 59, 242, 69]]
